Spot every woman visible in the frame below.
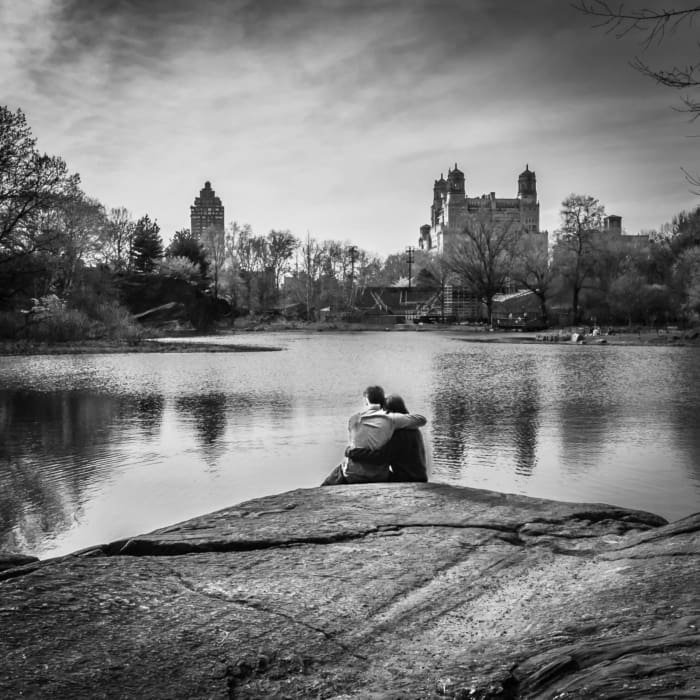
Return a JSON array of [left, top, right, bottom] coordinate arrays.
[[345, 394, 428, 482]]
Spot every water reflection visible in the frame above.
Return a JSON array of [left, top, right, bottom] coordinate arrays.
[[1, 335, 699, 557], [0, 382, 298, 555], [136, 394, 164, 437], [175, 393, 228, 464], [431, 350, 541, 478], [0, 388, 164, 554]]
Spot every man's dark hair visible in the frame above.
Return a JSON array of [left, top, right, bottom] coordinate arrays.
[[364, 385, 385, 406]]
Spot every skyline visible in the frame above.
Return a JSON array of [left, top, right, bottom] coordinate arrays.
[[1, 1, 698, 256]]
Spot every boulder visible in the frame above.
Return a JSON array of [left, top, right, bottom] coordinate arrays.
[[0, 483, 698, 698], [117, 273, 231, 331]]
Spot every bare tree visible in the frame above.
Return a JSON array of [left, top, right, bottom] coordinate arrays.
[[574, 2, 700, 116], [101, 207, 135, 271], [266, 229, 297, 291], [511, 232, 555, 326], [51, 189, 106, 294], [443, 211, 521, 324], [552, 194, 606, 322], [201, 225, 226, 299], [292, 233, 324, 320]]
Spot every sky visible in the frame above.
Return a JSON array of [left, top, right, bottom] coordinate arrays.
[[1, 0, 698, 257]]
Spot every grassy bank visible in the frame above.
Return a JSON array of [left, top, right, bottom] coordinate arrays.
[[0, 338, 281, 355], [2, 321, 698, 354]]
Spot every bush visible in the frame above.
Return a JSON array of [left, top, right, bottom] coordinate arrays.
[[0, 311, 25, 339], [92, 301, 143, 343], [26, 307, 96, 342], [1, 298, 143, 344]]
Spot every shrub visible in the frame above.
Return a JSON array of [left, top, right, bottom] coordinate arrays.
[[5, 299, 144, 344], [26, 307, 96, 342], [92, 301, 143, 343], [0, 311, 25, 339]]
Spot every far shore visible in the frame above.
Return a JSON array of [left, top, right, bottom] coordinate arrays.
[[1, 323, 698, 355], [0, 338, 282, 356]]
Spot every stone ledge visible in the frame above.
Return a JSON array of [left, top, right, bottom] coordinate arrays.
[[0, 483, 697, 699]]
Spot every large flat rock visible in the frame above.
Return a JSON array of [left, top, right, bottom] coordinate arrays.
[[1, 483, 698, 698]]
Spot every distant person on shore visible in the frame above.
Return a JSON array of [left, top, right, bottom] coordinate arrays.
[[344, 394, 428, 483], [321, 386, 427, 485]]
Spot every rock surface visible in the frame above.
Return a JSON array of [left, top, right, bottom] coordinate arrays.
[[1, 483, 698, 699]]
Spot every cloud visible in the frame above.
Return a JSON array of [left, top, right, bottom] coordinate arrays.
[[1, 0, 697, 252]]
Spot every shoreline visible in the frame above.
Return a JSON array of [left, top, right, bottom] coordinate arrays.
[[1, 324, 698, 354], [0, 338, 282, 356]]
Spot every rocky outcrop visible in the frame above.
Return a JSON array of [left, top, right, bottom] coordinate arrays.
[[0, 483, 698, 699], [117, 273, 231, 330]]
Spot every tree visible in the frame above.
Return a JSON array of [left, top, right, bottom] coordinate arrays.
[[231, 223, 270, 311], [266, 229, 297, 292], [669, 206, 700, 255], [131, 215, 163, 272], [166, 228, 208, 277], [223, 222, 251, 313], [1, 106, 80, 300], [511, 232, 554, 326], [159, 255, 201, 283], [443, 211, 521, 324], [673, 245, 700, 322], [100, 207, 135, 271], [574, 2, 700, 116], [49, 187, 106, 295], [552, 194, 606, 322], [609, 269, 648, 325], [201, 225, 226, 298], [290, 233, 324, 320]]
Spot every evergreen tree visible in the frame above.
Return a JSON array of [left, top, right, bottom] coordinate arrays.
[[131, 215, 163, 272]]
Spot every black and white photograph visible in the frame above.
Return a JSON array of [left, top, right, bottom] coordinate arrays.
[[1, 1, 699, 697]]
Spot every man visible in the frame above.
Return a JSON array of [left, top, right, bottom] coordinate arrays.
[[341, 385, 427, 484]]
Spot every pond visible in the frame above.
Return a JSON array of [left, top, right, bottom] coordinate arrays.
[[1, 331, 699, 559]]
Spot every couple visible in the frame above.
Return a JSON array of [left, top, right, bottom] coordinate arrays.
[[321, 385, 428, 485]]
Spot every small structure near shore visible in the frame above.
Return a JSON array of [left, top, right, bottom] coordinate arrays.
[[1, 484, 698, 698]]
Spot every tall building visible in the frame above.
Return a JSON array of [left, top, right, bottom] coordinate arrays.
[[190, 181, 224, 238], [598, 214, 649, 251], [418, 163, 542, 253]]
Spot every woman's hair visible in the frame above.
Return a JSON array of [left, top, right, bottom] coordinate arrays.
[[385, 394, 408, 414]]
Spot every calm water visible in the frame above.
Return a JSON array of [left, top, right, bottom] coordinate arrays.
[[1, 331, 699, 558]]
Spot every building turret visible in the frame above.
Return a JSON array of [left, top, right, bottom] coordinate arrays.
[[518, 164, 536, 201], [447, 163, 465, 195], [433, 174, 447, 202], [434, 173, 447, 192], [604, 215, 622, 233], [419, 224, 432, 250]]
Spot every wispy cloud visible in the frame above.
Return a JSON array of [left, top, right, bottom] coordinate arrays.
[[0, 0, 696, 250]]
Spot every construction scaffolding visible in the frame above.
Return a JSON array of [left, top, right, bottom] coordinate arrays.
[[443, 286, 484, 321]]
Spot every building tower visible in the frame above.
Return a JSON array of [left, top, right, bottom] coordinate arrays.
[[446, 163, 465, 196], [517, 165, 539, 233], [431, 174, 447, 227], [517, 164, 537, 202], [190, 181, 224, 239]]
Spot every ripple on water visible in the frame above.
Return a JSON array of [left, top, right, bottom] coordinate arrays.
[[1, 334, 699, 556]]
